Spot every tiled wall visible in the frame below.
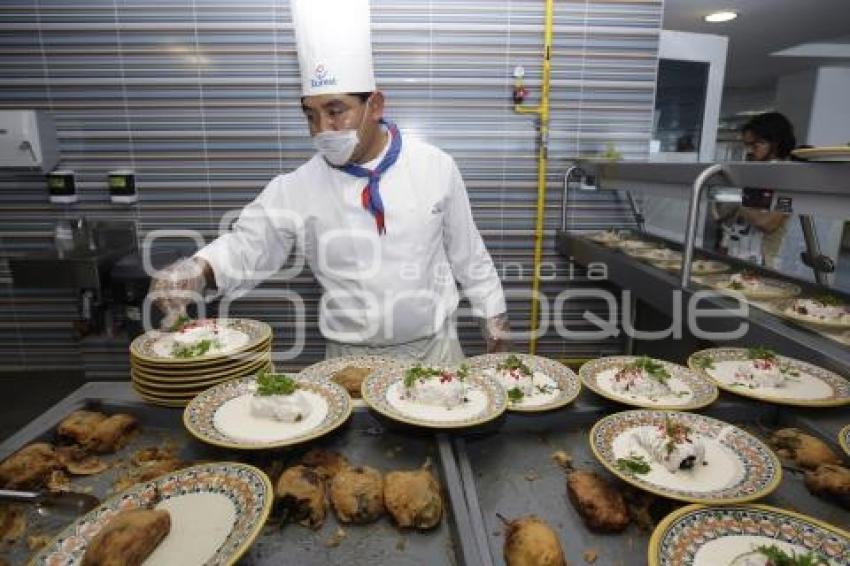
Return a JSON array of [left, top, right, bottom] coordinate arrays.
[[0, 0, 662, 377]]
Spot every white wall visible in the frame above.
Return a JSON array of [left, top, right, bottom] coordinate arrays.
[[775, 65, 850, 146], [775, 68, 817, 143], [720, 86, 776, 119], [807, 66, 850, 146]]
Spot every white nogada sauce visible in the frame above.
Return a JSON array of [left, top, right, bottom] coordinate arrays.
[[694, 537, 836, 566], [153, 325, 250, 358], [146, 492, 235, 566], [213, 391, 329, 443], [595, 368, 695, 406], [709, 361, 834, 400], [613, 425, 742, 493], [385, 381, 488, 422], [484, 368, 563, 407]]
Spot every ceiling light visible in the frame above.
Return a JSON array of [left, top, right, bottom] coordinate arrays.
[[704, 11, 738, 23]]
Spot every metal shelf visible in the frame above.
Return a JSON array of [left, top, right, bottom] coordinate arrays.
[[579, 160, 850, 197], [555, 231, 850, 376], [563, 160, 850, 288]]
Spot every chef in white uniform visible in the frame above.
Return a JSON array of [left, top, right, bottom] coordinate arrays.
[[149, 0, 509, 364]]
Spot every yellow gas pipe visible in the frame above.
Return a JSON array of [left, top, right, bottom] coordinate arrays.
[[514, 0, 553, 354]]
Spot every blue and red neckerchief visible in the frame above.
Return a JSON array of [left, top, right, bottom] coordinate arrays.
[[339, 119, 402, 235]]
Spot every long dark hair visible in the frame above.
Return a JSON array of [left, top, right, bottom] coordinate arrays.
[[741, 112, 797, 159]]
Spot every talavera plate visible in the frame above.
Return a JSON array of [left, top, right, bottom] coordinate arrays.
[[688, 348, 850, 407], [29, 462, 273, 566], [839, 424, 850, 457], [465, 352, 581, 412], [648, 503, 850, 566], [130, 318, 271, 364], [183, 375, 351, 450], [590, 410, 781, 504], [361, 362, 507, 429], [580, 356, 718, 410], [297, 354, 409, 402], [774, 297, 850, 331], [700, 273, 801, 301]]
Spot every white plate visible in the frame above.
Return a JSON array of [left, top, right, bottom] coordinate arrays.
[[700, 273, 801, 301], [588, 230, 631, 246], [619, 240, 662, 253], [183, 375, 352, 449], [775, 298, 850, 331], [297, 354, 409, 403], [362, 362, 507, 429], [791, 146, 850, 162], [590, 410, 781, 504], [465, 353, 581, 412], [688, 348, 850, 407], [580, 356, 718, 410], [130, 319, 271, 364], [649, 504, 850, 566], [29, 462, 273, 566], [839, 424, 850, 457], [656, 259, 730, 276], [631, 248, 683, 263]]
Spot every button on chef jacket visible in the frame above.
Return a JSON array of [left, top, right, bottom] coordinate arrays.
[[195, 134, 507, 346]]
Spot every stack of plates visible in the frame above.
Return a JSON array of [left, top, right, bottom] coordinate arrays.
[[129, 318, 273, 407]]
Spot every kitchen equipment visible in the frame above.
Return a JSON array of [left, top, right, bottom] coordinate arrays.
[[0, 488, 100, 516], [0, 110, 59, 171], [46, 169, 77, 204]]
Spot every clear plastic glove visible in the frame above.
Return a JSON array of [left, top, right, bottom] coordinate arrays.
[[148, 257, 207, 330], [482, 312, 513, 353]]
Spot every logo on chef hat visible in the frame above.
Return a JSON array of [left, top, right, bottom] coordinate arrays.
[[311, 64, 337, 89]]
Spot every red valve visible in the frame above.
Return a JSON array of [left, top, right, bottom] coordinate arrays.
[[513, 85, 529, 104]]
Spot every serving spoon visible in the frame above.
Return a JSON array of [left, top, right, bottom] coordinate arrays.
[[0, 488, 100, 517]]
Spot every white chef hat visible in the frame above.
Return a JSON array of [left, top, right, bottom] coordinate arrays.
[[290, 0, 377, 97]]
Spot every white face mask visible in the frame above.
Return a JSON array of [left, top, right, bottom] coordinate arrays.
[[312, 97, 371, 166]]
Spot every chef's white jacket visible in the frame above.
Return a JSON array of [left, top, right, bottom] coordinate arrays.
[[195, 136, 506, 346]]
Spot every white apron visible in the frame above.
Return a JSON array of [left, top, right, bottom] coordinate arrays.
[[325, 312, 464, 365], [720, 218, 764, 264]]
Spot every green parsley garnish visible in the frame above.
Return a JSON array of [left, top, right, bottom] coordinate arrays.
[[663, 415, 692, 455], [403, 365, 443, 388], [615, 454, 651, 475], [507, 387, 525, 403], [168, 314, 191, 332], [403, 364, 468, 387], [624, 356, 670, 383], [255, 371, 298, 396], [692, 355, 715, 370], [752, 544, 828, 566], [497, 354, 532, 376], [535, 384, 556, 395], [780, 366, 800, 378], [815, 294, 843, 307], [172, 338, 220, 359], [747, 346, 776, 361]]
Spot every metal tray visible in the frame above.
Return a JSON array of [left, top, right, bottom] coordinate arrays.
[[455, 394, 850, 566], [0, 382, 482, 566]]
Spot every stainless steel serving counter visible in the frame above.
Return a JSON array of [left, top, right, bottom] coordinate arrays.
[[2, 381, 848, 566]]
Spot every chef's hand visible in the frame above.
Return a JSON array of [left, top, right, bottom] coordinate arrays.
[[482, 313, 513, 353], [148, 257, 209, 330]]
